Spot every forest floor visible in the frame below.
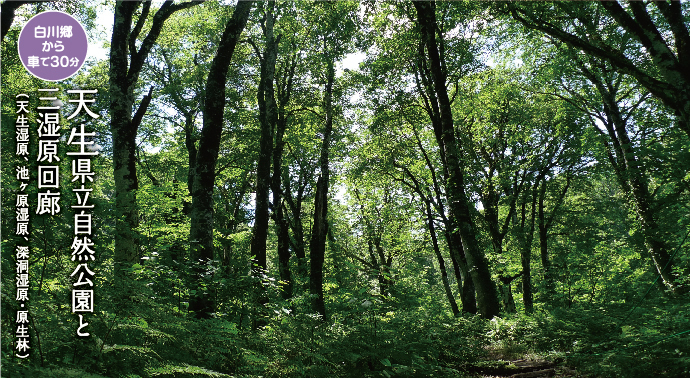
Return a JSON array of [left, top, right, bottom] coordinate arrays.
[[469, 358, 581, 378], [466, 346, 584, 378]]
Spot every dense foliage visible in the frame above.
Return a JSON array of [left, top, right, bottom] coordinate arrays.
[[2, 1, 689, 377]]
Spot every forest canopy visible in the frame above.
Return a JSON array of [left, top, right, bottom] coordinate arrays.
[[2, 1, 689, 377]]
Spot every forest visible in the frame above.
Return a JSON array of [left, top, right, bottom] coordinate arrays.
[[1, 1, 689, 377]]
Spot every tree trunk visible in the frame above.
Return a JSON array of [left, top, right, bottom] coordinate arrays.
[[185, 113, 198, 200], [273, 107, 291, 300], [607, 100, 682, 294], [537, 180, 554, 301], [285, 168, 307, 278], [273, 48, 297, 300], [577, 59, 684, 295], [309, 56, 335, 320], [110, 1, 141, 279], [446, 227, 477, 314], [188, 1, 252, 318], [373, 236, 393, 296], [519, 191, 538, 313], [499, 273, 520, 314], [250, 3, 279, 280], [408, 123, 476, 314], [310, 175, 328, 319], [426, 201, 460, 316], [484, 184, 518, 313], [109, 1, 201, 282], [415, 1, 500, 319]]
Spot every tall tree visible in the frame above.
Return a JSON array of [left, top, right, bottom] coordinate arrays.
[[569, 53, 685, 294], [247, 2, 280, 290], [414, 1, 500, 319], [515, 27, 688, 295], [457, 73, 526, 313], [309, 54, 334, 320], [305, 0, 359, 320], [109, 1, 201, 281], [391, 156, 462, 316], [272, 47, 298, 300], [506, 1, 690, 140], [188, 0, 253, 318], [410, 71, 478, 315]]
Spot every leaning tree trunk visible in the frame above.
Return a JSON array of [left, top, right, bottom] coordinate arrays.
[[410, 123, 476, 314], [415, 1, 500, 319], [446, 226, 477, 314], [188, 1, 252, 319], [601, 89, 682, 294], [425, 200, 459, 316], [575, 58, 685, 294]]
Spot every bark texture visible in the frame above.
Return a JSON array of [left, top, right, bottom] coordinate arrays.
[[110, 1, 199, 279], [426, 200, 460, 316], [309, 56, 335, 320], [573, 57, 684, 295], [188, 0, 252, 318], [250, 3, 279, 278], [415, 1, 500, 319], [273, 52, 296, 299]]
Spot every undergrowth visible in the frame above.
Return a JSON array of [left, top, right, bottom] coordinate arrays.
[[4, 281, 688, 377]]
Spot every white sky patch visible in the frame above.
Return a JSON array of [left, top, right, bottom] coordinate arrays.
[[342, 51, 366, 70], [87, 2, 113, 62], [337, 51, 366, 77], [593, 116, 608, 134], [332, 182, 348, 203]]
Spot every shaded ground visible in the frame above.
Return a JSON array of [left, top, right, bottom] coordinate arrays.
[[468, 358, 582, 377]]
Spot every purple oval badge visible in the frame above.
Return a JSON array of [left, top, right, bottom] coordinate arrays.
[[18, 11, 88, 82]]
